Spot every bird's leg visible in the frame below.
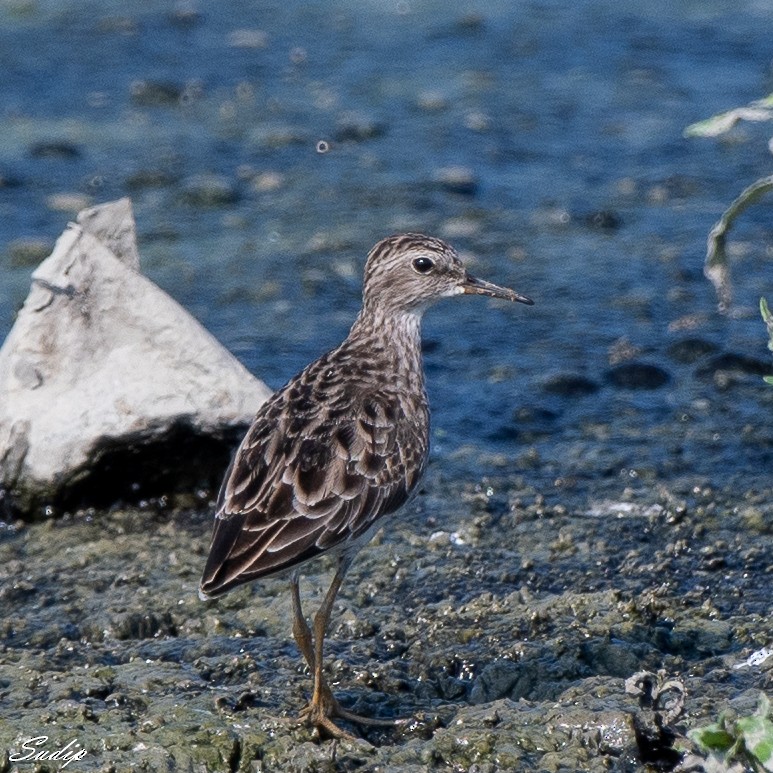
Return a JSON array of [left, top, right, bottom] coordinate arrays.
[[290, 573, 315, 672], [300, 555, 401, 737], [298, 555, 351, 737]]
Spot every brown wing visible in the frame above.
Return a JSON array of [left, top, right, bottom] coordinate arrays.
[[199, 370, 428, 598]]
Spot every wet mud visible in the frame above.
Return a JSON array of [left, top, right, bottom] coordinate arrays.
[[2, 0, 773, 770]]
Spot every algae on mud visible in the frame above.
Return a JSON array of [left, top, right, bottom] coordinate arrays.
[[0, 450, 771, 771], [2, 0, 773, 770]]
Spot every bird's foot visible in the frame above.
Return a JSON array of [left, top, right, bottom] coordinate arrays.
[[299, 685, 354, 739], [299, 683, 403, 739]]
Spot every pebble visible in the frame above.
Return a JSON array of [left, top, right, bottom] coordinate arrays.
[[247, 124, 309, 150], [125, 168, 180, 190], [46, 193, 92, 212], [416, 91, 449, 111], [433, 165, 479, 196], [334, 112, 386, 142], [605, 362, 671, 389], [0, 169, 23, 188], [251, 171, 284, 193], [179, 174, 238, 206], [227, 29, 269, 48], [584, 210, 622, 231], [130, 80, 183, 107], [540, 373, 600, 397], [696, 352, 770, 378], [8, 238, 53, 267], [168, 0, 202, 28], [666, 337, 720, 363], [28, 141, 81, 159]]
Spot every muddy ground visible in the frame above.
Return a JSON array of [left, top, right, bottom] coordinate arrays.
[[1, 350, 771, 771], [2, 1, 773, 770]]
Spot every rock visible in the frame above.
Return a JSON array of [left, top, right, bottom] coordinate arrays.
[[130, 79, 183, 107], [125, 168, 181, 191], [666, 337, 719, 363], [433, 165, 479, 196], [28, 141, 81, 159], [46, 192, 93, 213], [0, 168, 23, 188], [584, 210, 622, 230], [179, 173, 239, 206], [695, 352, 770, 379], [470, 659, 523, 703], [540, 372, 600, 397], [247, 123, 309, 151], [8, 238, 54, 268], [226, 29, 269, 49], [333, 112, 387, 142], [605, 362, 670, 390], [0, 198, 271, 518]]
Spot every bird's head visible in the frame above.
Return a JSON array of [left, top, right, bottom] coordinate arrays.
[[361, 233, 533, 315]]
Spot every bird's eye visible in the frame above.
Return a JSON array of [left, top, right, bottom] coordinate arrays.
[[412, 256, 435, 274]]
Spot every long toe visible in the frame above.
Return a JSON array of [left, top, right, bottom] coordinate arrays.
[[299, 700, 355, 740], [334, 704, 406, 728], [300, 683, 405, 737]]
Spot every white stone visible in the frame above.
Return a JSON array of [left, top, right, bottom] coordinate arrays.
[[0, 198, 271, 515]]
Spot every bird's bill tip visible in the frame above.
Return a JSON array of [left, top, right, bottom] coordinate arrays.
[[460, 274, 534, 305]]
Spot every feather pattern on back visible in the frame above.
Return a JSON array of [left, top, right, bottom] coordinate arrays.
[[200, 304, 429, 598]]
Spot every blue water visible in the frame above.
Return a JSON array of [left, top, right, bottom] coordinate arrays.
[[1, 0, 772, 490]]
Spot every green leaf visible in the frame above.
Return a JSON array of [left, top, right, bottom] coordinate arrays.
[[689, 724, 736, 752], [752, 93, 773, 109], [684, 111, 740, 137], [762, 301, 773, 350], [736, 714, 773, 770]]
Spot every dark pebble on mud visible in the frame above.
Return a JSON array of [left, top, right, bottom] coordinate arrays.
[[508, 405, 561, 439], [584, 210, 622, 230], [7, 237, 53, 267], [334, 114, 387, 142], [113, 611, 178, 640], [168, 2, 202, 28], [540, 372, 600, 397], [28, 141, 82, 159], [0, 169, 22, 188], [130, 79, 184, 107], [605, 362, 670, 389], [666, 337, 720, 363], [126, 168, 181, 190], [179, 174, 239, 206], [433, 166, 479, 196], [455, 12, 486, 33], [695, 352, 771, 379]]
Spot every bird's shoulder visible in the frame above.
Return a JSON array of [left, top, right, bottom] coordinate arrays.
[[219, 349, 428, 524], [199, 351, 429, 593]]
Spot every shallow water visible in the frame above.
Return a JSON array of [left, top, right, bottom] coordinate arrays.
[[1, 1, 772, 770]]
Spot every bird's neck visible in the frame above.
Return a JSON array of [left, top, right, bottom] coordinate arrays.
[[347, 305, 426, 389]]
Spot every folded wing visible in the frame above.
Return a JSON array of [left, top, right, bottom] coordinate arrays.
[[199, 375, 427, 598]]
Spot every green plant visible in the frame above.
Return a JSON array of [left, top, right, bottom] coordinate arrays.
[[684, 93, 773, 139], [687, 98, 773, 375], [761, 298, 773, 385], [686, 692, 773, 772], [685, 95, 773, 315]]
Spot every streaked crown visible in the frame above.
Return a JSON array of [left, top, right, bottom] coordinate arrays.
[[362, 233, 468, 314], [361, 233, 534, 318]]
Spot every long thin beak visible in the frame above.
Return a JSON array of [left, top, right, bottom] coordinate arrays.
[[460, 273, 534, 305]]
